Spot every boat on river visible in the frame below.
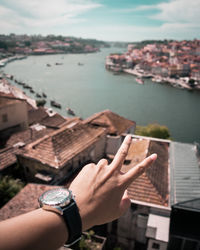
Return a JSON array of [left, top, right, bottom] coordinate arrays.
[[136, 77, 144, 84], [51, 100, 62, 109], [66, 107, 75, 116]]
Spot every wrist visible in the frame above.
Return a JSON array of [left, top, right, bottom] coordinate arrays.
[[39, 188, 82, 246]]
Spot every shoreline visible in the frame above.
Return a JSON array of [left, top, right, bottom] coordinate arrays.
[[105, 57, 200, 91], [123, 68, 196, 90], [108, 64, 200, 91]]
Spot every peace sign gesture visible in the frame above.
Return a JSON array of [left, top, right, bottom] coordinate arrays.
[[70, 135, 157, 230]]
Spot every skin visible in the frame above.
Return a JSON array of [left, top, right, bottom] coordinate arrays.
[[0, 135, 157, 250]]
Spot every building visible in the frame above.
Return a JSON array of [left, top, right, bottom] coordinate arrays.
[[107, 135, 200, 250], [17, 122, 106, 184], [107, 135, 170, 250], [0, 95, 28, 141], [84, 109, 136, 156], [0, 101, 70, 176], [0, 124, 54, 176], [167, 141, 200, 249]]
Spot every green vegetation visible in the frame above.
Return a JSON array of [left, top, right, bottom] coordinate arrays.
[[135, 123, 171, 140], [0, 175, 24, 208], [78, 230, 105, 250], [36, 99, 46, 107]]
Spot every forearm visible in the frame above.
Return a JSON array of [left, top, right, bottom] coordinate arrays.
[[0, 208, 68, 250]]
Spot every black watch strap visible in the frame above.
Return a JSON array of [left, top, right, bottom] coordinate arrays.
[[63, 200, 82, 246]]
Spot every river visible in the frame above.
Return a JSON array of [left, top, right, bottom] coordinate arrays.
[[2, 48, 200, 143]]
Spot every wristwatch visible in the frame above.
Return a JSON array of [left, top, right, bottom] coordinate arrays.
[[38, 187, 82, 246]]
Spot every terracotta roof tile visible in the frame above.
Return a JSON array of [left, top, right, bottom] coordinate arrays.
[[84, 109, 135, 135], [121, 138, 169, 207], [40, 113, 66, 128], [0, 183, 59, 221], [18, 123, 106, 168], [28, 107, 48, 125], [0, 127, 53, 171]]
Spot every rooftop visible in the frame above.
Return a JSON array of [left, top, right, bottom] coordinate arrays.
[[0, 183, 59, 221], [0, 126, 54, 171], [121, 137, 169, 207], [17, 122, 106, 169], [84, 109, 135, 135], [170, 141, 200, 204]]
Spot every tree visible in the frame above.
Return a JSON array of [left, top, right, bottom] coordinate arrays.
[[135, 123, 171, 140], [0, 175, 24, 208]]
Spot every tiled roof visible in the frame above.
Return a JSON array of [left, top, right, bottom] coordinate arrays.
[[0, 95, 23, 107], [84, 109, 135, 135], [40, 114, 79, 129], [28, 106, 75, 129], [0, 146, 19, 171], [28, 107, 48, 125], [0, 127, 53, 171], [0, 183, 59, 221], [121, 137, 169, 207], [18, 123, 106, 169]]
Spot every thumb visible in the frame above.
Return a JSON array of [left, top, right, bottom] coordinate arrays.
[[119, 190, 131, 217]]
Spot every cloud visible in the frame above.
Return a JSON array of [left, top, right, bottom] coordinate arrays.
[[153, 0, 200, 24], [85, 21, 199, 42], [110, 0, 200, 41], [0, 0, 102, 33], [111, 5, 157, 13]]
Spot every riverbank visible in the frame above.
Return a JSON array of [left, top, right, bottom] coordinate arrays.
[[0, 55, 27, 68], [123, 68, 198, 90]]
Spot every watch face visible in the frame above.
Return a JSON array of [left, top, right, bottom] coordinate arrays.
[[39, 188, 71, 206]]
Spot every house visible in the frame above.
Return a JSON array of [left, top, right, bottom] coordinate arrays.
[[16, 122, 106, 185], [0, 95, 28, 138], [84, 109, 136, 156], [168, 141, 200, 249], [0, 124, 54, 176], [0, 101, 72, 176], [107, 135, 170, 250]]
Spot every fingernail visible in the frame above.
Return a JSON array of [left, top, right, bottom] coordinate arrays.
[[126, 135, 132, 142], [150, 153, 157, 161]]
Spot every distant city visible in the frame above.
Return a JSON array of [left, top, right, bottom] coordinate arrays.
[[1, 34, 200, 91], [106, 39, 200, 90]]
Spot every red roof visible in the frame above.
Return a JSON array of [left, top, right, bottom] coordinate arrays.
[[84, 109, 135, 135], [122, 138, 169, 207], [0, 184, 59, 221], [17, 123, 106, 168]]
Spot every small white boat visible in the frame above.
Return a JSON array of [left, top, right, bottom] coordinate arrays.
[[136, 78, 144, 84]]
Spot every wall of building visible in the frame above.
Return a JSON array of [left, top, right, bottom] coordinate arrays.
[[147, 239, 168, 250], [0, 101, 28, 131], [106, 135, 122, 155], [17, 133, 107, 185], [17, 156, 58, 184], [108, 203, 170, 250], [107, 204, 150, 249]]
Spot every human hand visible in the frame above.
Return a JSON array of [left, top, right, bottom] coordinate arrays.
[[69, 135, 157, 230]]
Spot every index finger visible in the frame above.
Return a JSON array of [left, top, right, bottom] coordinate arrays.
[[110, 135, 132, 170]]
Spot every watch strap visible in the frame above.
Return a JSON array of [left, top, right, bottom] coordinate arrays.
[[63, 200, 82, 246]]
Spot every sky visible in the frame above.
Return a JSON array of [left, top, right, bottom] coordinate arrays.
[[0, 0, 199, 42]]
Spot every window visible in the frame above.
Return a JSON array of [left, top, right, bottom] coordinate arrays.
[[2, 114, 8, 123], [152, 242, 160, 249]]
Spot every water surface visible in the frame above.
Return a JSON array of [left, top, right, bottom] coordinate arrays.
[[3, 48, 200, 143]]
